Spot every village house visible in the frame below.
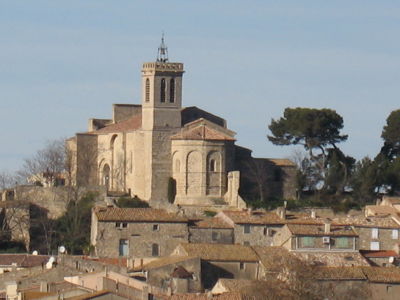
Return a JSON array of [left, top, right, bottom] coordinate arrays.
[[91, 207, 189, 258], [273, 222, 359, 252], [333, 215, 400, 251], [171, 243, 260, 289]]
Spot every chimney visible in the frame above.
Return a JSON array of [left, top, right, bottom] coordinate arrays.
[[394, 243, 400, 255], [40, 281, 49, 293], [376, 198, 381, 206], [5, 281, 18, 300], [276, 207, 286, 220], [247, 208, 253, 215], [324, 220, 331, 234], [311, 210, 316, 219]]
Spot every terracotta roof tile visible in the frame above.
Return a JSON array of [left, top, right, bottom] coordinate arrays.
[[362, 266, 400, 283], [177, 243, 259, 262], [333, 215, 400, 228], [314, 267, 367, 280], [91, 114, 141, 134], [168, 292, 257, 300], [251, 246, 293, 270], [94, 207, 188, 223], [220, 210, 324, 226], [287, 224, 358, 237], [365, 205, 398, 216], [360, 250, 400, 258], [293, 251, 371, 267], [220, 210, 284, 225], [131, 256, 198, 271]]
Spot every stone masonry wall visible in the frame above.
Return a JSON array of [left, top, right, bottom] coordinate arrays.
[[95, 221, 188, 258], [189, 228, 233, 244]]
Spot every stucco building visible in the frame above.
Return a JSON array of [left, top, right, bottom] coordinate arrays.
[[67, 39, 296, 207]]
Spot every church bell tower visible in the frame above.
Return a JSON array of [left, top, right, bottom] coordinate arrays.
[[141, 36, 184, 130]]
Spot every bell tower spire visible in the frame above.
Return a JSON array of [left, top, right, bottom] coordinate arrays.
[[157, 33, 169, 62]]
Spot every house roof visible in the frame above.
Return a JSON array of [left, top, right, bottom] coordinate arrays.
[[91, 114, 142, 134], [0, 254, 49, 267], [177, 243, 259, 262], [219, 210, 323, 226], [192, 217, 233, 229], [251, 246, 294, 270], [292, 251, 371, 267], [94, 207, 188, 223], [66, 290, 110, 300], [362, 267, 400, 283], [215, 279, 269, 292], [220, 210, 284, 225], [131, 256, 198, 271], [360, 250, 400, 258], [167, 292, 259, 300], [265, 158, 296, 167], [332, 215, 400, 228], [314, 267, 367, 280], [286, 224, 358, 237], [365, 205, 398, 216]]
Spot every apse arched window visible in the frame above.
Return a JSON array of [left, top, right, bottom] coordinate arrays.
[[169, 78, 175, 103], [160, 78, 166, 103], [210, 159, 216, 172], [145, 78, 150, 102]]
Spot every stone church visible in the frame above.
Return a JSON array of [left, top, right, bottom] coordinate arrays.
[[67, 38, 296, 208]]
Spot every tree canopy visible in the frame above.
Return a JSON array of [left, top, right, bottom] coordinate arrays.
[[268, 108, 348, 156], [381, 109, 400, 160]]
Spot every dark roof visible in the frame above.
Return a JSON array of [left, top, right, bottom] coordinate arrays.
[[0, 254, 49, 267], [171, 266, 193, 278]]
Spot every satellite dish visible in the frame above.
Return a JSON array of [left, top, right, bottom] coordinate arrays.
[[32, 250, 38, 255], [389, 256, 395, 263], [59, 246, 66, 254]]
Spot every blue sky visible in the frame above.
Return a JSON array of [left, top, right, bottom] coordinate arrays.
[[1, 1, 400, 171]]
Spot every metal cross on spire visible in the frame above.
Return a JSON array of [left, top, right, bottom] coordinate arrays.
[[157, 33, 169, 62]]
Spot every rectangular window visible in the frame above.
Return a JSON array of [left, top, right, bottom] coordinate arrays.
[[119, 239, 129, 256], [244, 224, 251, 234], [152, 244, 159, 257], [212, 231, 219, 241], [299, 236, 315, 248], [239, 262, 245, 270], [122, 223, 127, 228], [392, 230, 399, 239], [372, 228, 379, 239], [370, 241, 380, 250], [335, 237, 350, 249], [153, 224, 159, 231]]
